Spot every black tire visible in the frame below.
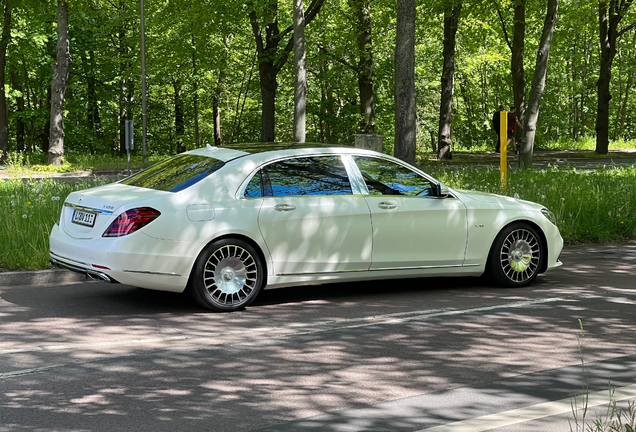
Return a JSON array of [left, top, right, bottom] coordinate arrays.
[[487, 222, 542, 288], [190, 238, 265, 311]]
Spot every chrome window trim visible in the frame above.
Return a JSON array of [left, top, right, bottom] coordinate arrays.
[[236, 153, 357, 199]]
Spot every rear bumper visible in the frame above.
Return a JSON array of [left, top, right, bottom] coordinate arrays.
[[49, 253, 118, 283], [49, 224, 194, 293]]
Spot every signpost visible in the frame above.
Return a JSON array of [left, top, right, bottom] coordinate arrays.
[[500, 111, 507, 192]]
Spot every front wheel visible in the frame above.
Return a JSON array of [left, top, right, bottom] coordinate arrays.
[[487, 223, 542, 287], [190, 238, 264, 311]]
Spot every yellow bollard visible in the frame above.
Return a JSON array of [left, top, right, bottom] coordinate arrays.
[[500, 111, 507, 192]]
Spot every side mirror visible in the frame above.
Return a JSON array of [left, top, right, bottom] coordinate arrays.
[[435, 182, 450, 198]]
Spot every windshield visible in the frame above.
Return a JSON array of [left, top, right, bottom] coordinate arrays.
[[121, 154, 225, 192]]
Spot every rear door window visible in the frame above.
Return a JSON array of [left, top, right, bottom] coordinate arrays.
[[121, 154, 225, 192], [262, 156, 352, 197]]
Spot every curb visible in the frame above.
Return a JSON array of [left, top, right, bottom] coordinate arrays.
[[0, 269, 89, 287]]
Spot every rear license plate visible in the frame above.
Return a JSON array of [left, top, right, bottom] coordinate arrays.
[[72, 209, 97, 227]]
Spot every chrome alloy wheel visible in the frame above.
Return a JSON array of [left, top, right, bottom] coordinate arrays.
[[499, 228, 540, 283], [203, 245, 258, 306]]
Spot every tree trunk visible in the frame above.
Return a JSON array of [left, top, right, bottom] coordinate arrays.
[[80, 48, 102, 149], [192, 39, 200, 147], [617, 33, 635, 137], [293, 0, 306, 142], [174, 79, 185, 152], [117, 5, 133, 156], [40, 88, 51, 153], [9, 65, 24, 152], [248, 0, 325, 143], [394, 0, 416, 163], [511, 0, 526, 146], [430, 130, 437, 153], [519, 0, 558, 167], [595, 0, 634, 154], [350, 0, 375, 133], [0, 0, 11, 161], [437, 4, 461, 160], [48, 0, 71, 166], [580, 38, 590, 135]]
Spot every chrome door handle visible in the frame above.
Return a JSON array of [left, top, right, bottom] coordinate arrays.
[[274, 204, 296, 212], [378, 202, 397, 210]]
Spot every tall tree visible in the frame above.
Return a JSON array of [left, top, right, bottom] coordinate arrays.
[[248, 0, 325, 142], [437, 4, 461, 160], [293, 0, 307, 142], [0, 0, 11, 161], [519, 0, 559, 166], [48, 0, 71, 166], [349, 0, 375, 133], [497, 0, 527, 147], [395, 0, 416, 163], [595, 0, 635, 154]]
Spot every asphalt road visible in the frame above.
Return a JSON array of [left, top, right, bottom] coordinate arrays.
[[1, 242, 635, 432]]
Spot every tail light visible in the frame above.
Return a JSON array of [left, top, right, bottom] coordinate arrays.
[[102, 207, 161, 237]]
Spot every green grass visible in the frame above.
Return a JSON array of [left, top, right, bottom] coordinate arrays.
[[1, 151, 167, 175], [0, 177, 111, 271], [538, 136, 636, 151], [423, 164, 636, 243], [1, 165, 636, 271]]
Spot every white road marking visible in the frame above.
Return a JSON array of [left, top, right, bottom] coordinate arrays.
[[418, 383, 636, 432], [0, 297, 566, 355], [0, 364, 63, 379]]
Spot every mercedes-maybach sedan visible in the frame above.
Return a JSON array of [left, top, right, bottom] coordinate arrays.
[[50, 144, 563, 311]]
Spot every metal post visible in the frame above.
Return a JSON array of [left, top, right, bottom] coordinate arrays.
[[140, 0, 148, 165], [500, 111, 507, 192]]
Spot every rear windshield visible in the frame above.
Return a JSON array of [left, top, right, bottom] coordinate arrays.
[[121, 154, 225, 192]]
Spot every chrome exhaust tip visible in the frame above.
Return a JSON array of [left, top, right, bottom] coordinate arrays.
[[87, 271, 112, 283]]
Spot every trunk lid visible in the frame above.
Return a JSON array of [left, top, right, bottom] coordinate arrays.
[[62, 183, 169, 239]]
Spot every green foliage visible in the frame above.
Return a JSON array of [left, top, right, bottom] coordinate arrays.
[[1, 0, 635, 159]]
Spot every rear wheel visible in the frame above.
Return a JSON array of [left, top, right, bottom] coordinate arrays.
[[190, 238, 264, 311], [488, 223, 542, 287]]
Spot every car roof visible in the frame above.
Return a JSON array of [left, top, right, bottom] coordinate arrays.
[[184, 142, 381, 164]]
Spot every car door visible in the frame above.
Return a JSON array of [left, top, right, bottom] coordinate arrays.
[[352, 156, 468, 269], [255, 155, 373, 275]]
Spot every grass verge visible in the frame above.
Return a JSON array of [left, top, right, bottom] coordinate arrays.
[[1, 165, 635, 271]]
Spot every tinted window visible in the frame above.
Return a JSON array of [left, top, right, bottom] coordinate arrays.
[[263, 156, 352, 197], [353, 156, 434, 197], [244, 171, 262, 198], [121, 154, 225, 192]]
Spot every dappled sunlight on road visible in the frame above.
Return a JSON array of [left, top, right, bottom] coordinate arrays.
[[1, 243, 636, 431]]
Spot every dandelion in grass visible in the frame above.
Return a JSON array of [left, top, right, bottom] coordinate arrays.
[[28, 201, 31, 205], [22, 214, 27, 219]]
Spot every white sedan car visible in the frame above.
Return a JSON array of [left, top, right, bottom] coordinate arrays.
[[50, 144, 563, 311]]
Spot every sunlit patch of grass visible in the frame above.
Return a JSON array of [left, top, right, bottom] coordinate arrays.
[[0, 178, 110, 271], [424, 164, 636, 243], [2, 151, 167, 175], [541, 136, 636, 151]]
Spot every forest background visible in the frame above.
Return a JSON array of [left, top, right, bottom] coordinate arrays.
[[0, 0, 634, 167]]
